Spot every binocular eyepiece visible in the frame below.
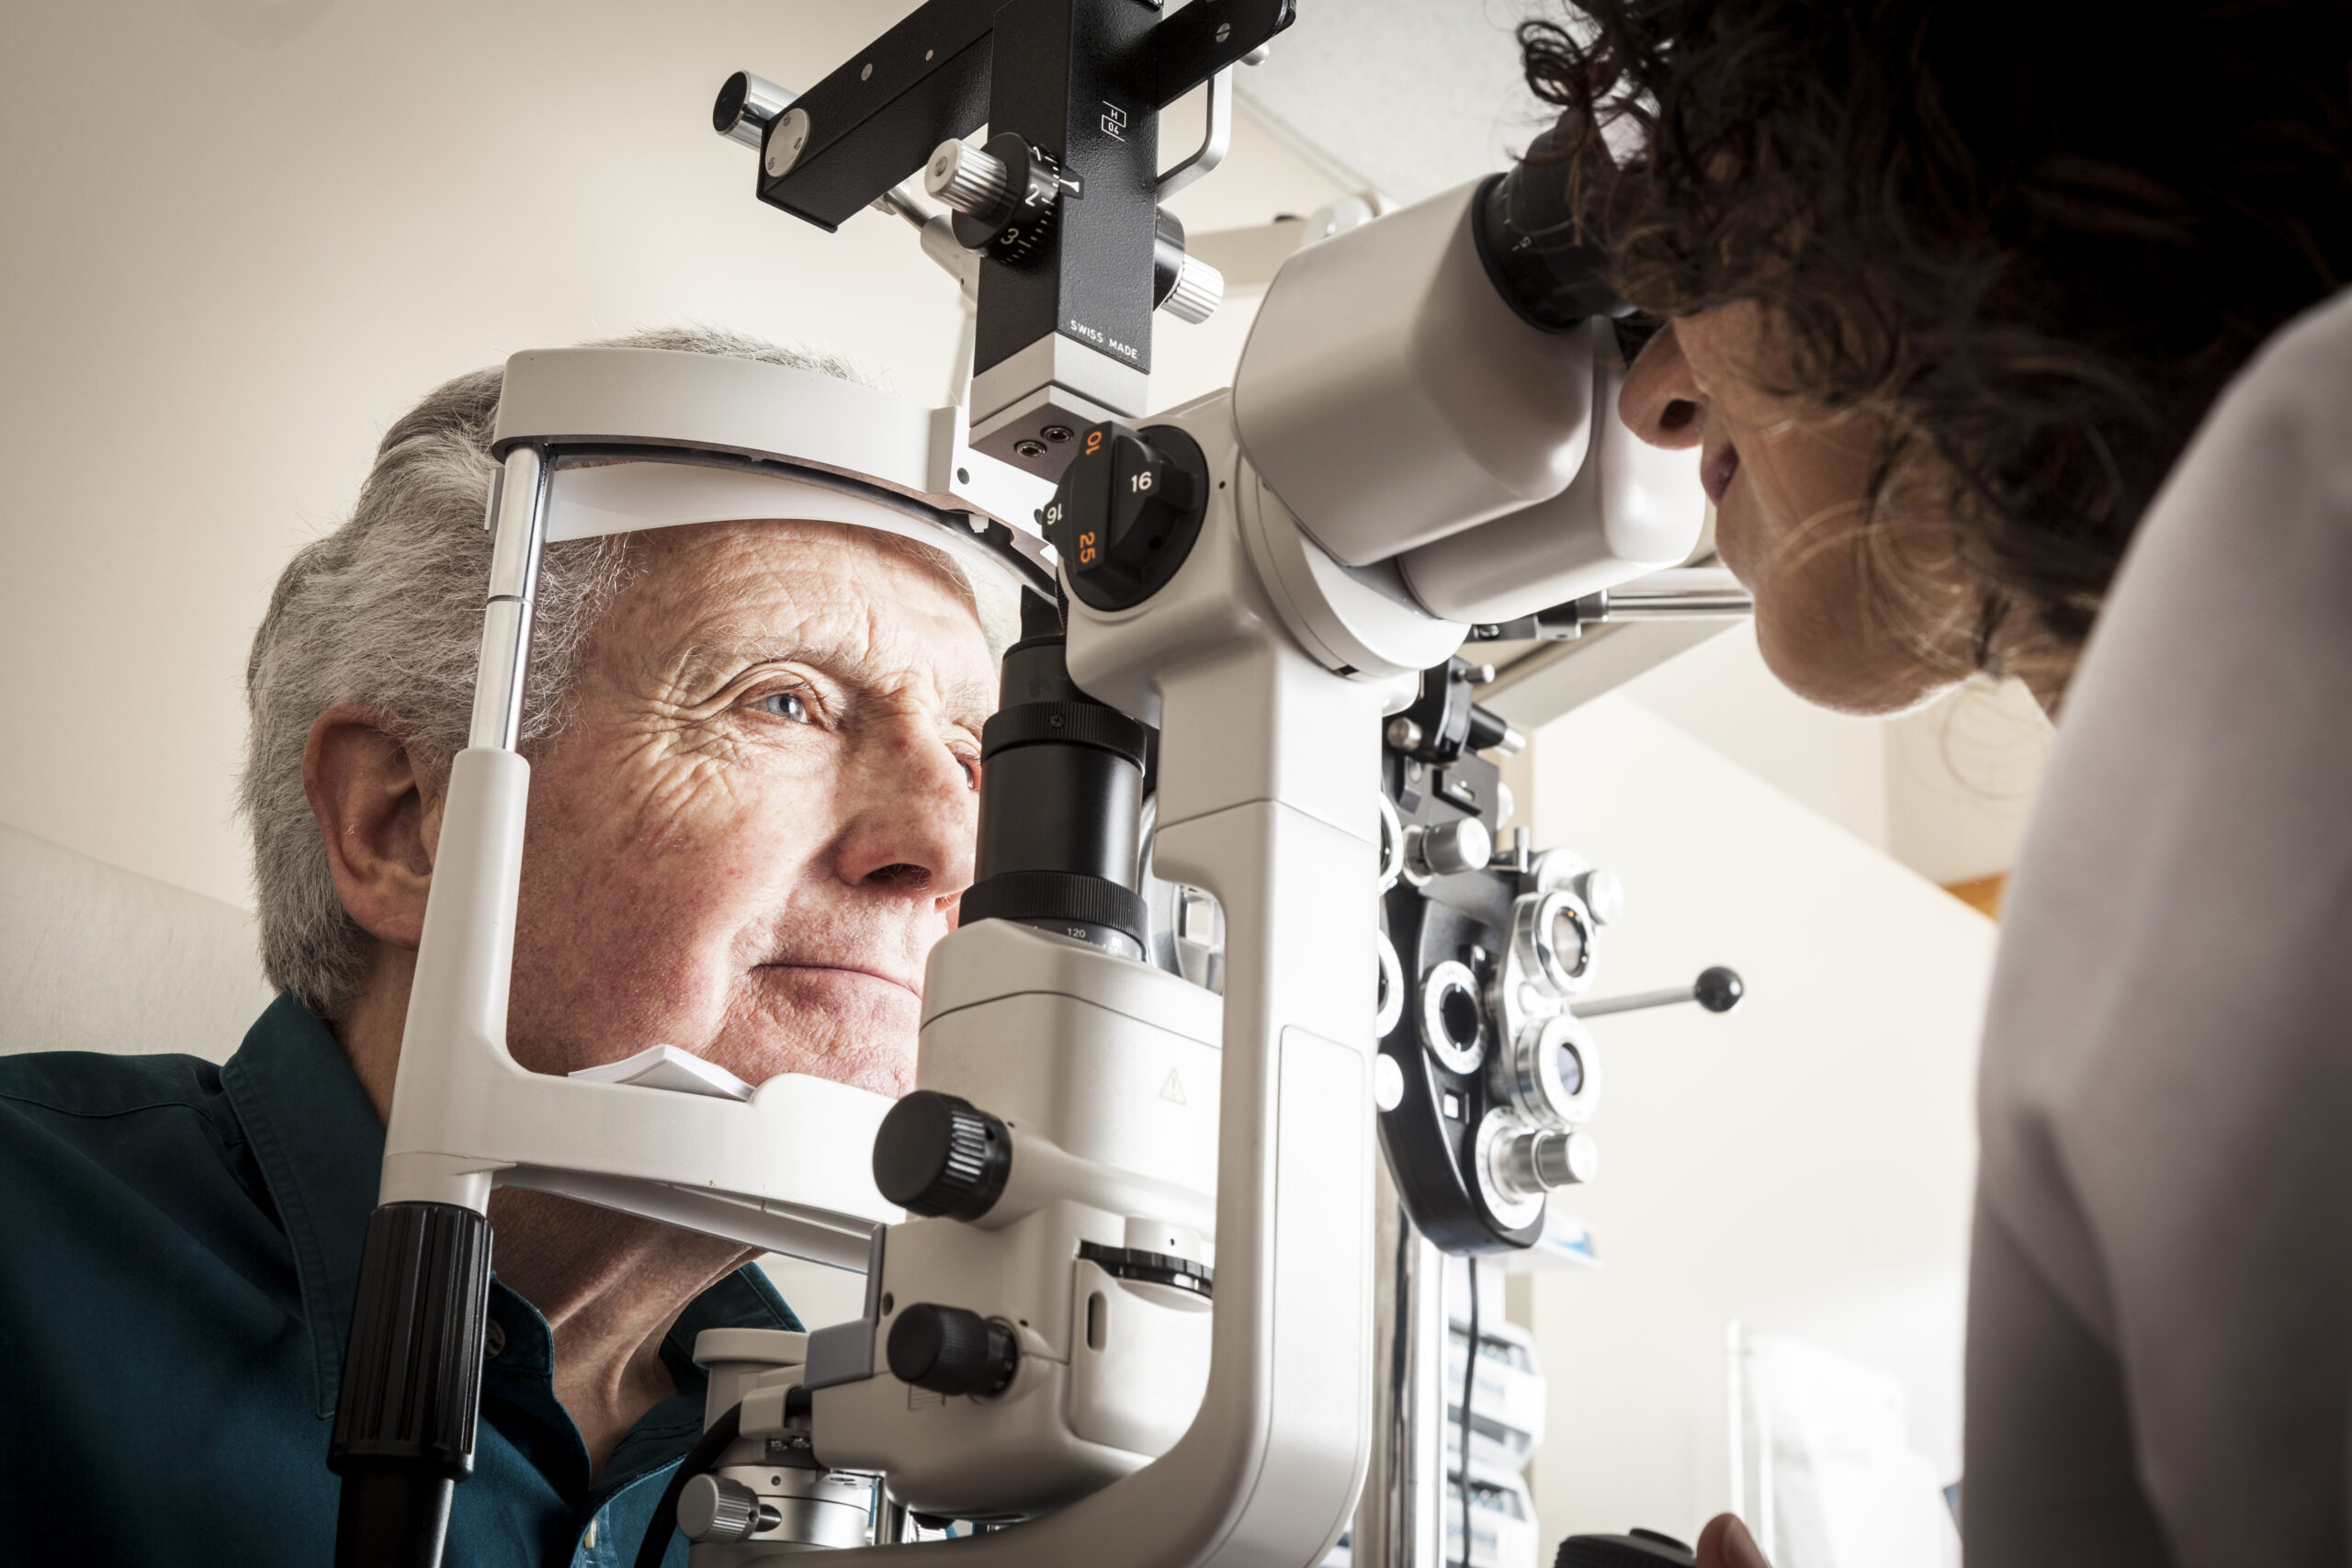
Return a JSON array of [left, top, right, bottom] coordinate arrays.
[[1474, 111, 1642, 336]]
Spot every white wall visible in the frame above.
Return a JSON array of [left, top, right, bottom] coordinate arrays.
[[0, 0, 1336, 909], [1614, 625, 2054, 890], [1884, 679, 2054, 886], [1519, 694, 1990, 1547], [1616, 624, 1894, 852]]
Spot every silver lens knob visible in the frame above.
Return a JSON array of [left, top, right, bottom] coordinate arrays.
[[923, 139, 1013, 221], [1493, 1126, 1600, 1201], [1408, 817, 1493, 879], [1159, 253, 1225, 323], [1572, 868, 1624, 926]]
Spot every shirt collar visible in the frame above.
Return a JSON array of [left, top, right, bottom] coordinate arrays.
[[218, 995, 806, 1420], [218, 993, 386, 1419]]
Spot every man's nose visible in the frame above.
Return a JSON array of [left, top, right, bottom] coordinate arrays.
[[1618, 323, 1707, 451], [832, 719, 978, 901]]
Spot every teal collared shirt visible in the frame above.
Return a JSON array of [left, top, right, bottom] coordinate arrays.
[[0, 994, 803, 1566]]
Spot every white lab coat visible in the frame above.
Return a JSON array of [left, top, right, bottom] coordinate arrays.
[[1968, 287, 2352, 1565]]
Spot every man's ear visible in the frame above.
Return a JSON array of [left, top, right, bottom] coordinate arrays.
[[303, 704, 444, 951]]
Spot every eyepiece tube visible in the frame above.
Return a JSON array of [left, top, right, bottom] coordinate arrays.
[[961, 616, 1150, 957], [1472, 112, 1634, 333]]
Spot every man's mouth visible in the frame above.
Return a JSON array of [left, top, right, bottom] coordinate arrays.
[[756, 961, 922, 999], [1702, 443, 1742, 505]]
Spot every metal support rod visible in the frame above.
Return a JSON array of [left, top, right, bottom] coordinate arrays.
[[467, 446, 549, 752], [1351, 1154, 1446, 1568], [1589, 566, 1753, 620]]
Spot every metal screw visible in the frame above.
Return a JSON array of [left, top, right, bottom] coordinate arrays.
[[1014, 439, 1048, 459], [1385, 716, 1423, 750], [1042, 424, 1075, 443], [764, 107, 811, 177]]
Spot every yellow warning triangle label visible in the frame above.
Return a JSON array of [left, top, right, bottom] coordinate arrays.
[[1159, 1068, 1187, 1105]]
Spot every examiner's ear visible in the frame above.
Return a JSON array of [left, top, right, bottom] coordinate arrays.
[[1619, 321, 1706, 450], [303, 703, 443, 951]]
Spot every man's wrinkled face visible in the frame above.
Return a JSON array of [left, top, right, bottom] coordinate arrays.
[[502, 519, 994, 1099]]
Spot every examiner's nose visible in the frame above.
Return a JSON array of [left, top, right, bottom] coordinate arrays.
[[1618, 323, 1706, 451], [833, 721, 978, 900]]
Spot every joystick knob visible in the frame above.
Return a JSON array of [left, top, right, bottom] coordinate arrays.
[[1556, 1529, 1697, 1567], [887, 1303, 1020, 1397]]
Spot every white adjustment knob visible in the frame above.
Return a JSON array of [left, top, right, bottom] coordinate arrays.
[[1407, 817, 1492, 879], [1530, 1127, 1600, 1187], [1159, 253, 1224, 323], [923, 139, 1012, 220], [1572, 868, 1624, 926], [1493, 1126, 1600, 1201]]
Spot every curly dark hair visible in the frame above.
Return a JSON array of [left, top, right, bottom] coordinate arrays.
[[1521, 0, 2352, 670]]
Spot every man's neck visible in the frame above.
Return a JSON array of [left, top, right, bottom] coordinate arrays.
[[335, 954, 755, 1474], [487, 1189, 754, 1473]]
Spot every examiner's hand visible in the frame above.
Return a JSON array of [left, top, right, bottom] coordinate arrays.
[[1696, 1515, 1770, 1568]]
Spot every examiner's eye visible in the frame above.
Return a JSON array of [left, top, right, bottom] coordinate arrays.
[[758, 689, 813, 724]]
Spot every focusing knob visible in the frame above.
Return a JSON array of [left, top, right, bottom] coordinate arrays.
[[677, 1474, 781, 1543], [1046, 422, 1211, 611], [887, 1303, 1020, 1397], [871, 1091, 1011, 1222]]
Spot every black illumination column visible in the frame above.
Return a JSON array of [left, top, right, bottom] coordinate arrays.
[[971, 0, 1160, 387]]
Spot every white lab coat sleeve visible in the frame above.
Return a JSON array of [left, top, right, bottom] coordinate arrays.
[[1968, 286, 2352, 1568]]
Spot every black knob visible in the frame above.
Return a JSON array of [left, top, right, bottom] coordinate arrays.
[[1693, 966, 1745, 1014], [1556, 1529, 1695, 1568], [1046, 421, 1210, 611], [887, 1303, 1019, 1396], [871, 1091, 1011, 1222]]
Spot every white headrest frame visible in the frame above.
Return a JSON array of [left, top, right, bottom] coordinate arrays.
[[492, 345, 1061, 603]]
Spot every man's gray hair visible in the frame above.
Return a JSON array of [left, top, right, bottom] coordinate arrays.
[[241, 327, 990, 1018]]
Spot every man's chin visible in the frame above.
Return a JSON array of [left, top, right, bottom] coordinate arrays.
[[720, 966, 922, 1098]]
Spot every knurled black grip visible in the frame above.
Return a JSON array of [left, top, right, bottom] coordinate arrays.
[[959, 870, 1148, 946], [981, 702, 1148, 768], [332, 1201, 492, 1475]]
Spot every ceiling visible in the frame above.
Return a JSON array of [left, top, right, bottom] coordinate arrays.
[[1236, 0, 1560, 205]]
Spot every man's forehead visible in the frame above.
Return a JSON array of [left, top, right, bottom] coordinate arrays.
[[621, 519, 996, 705]]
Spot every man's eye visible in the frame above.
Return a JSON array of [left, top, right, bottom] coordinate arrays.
[[957, 754, 981, 792], [759, 690, 813, 724]]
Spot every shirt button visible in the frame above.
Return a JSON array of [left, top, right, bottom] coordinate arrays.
[[484, 1318, 507, 1359], [582, 1517, 598, 1549]]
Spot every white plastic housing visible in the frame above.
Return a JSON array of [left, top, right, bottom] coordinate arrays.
[[813, 920, 1225, 1517], [1231, 178, 1595, 567], [1397, 321, 1705, 622]]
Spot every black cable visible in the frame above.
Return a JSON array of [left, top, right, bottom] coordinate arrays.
[[1459, 1261, 1479, 1568], [632, 1401, 743, 1568]]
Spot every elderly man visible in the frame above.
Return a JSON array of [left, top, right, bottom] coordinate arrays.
[[0, 330, 1003, 1565]]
